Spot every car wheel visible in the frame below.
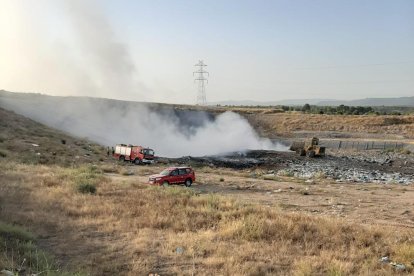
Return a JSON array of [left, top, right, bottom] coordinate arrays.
[[184, 179, 192, 187], [134, 158, 140, 165], [162, 181, 169, 187]]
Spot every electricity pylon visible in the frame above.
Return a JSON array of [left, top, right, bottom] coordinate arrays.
[[193, 60, 209, 105]]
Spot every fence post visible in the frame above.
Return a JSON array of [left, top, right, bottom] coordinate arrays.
[[338, 141, 342, 149]]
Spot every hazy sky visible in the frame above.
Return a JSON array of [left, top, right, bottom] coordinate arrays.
[[0, 0, 413, 104]]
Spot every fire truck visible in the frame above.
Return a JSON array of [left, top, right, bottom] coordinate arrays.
[[113, 144, 155, 165]]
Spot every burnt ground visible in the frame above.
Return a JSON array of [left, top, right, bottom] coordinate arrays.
[[161, 150, 414, 184]]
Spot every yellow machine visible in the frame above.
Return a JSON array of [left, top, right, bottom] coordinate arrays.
[[290, 137, 326, 157]]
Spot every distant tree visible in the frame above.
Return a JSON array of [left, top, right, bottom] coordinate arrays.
[[302, 103, 311, 113]]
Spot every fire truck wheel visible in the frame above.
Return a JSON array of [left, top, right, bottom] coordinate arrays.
[[119, 156, 125, 162], [184, 179, 192, 187], [134, 158, 141, 165]]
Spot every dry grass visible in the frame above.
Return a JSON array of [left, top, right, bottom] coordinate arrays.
[[0, 221, 78, 275], [0, 161, 413, 275], [0, 107, 109, 166], [244, 113, 414, 139]]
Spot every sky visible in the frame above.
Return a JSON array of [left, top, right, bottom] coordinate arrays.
[[0, 0, 413, 104]]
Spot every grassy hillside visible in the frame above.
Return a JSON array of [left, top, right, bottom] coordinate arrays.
[[0, 107, 108, 166]]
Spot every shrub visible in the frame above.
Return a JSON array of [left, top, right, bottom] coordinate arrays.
[[101, 165, 119, 173], [120, 168, 134, 176], [277, 169, 294, 177], [0, 149, 7, 158], [219, 178, 225, 182], [0, 222, 34, 242], [77, 183, 97, 194], [0, 222, 73, 275], [314, 171, 326, 179]]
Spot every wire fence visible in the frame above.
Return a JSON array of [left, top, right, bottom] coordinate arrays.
[[320, 140, 406, 150]]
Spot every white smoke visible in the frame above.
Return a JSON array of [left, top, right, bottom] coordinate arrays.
[[0, 1, 287, 157], [0, 94, 287, 157], [0, 0, 149, 101]]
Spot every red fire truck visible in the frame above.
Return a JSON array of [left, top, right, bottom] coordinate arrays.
[[113, 144, 155, 165]]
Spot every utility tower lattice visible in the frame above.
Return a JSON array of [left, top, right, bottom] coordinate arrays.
[[193, 60, 209, 105]]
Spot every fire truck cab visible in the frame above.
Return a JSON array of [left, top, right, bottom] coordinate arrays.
[[114, 144, 155, 165]]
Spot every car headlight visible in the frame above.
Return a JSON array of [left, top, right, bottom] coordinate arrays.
[[155, 177, 162, 181]]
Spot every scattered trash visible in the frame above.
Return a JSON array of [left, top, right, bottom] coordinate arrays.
[[391, 263, 406, 271], [1, 270, 14, 276], [380, 256, 409, 271], [31, 143, 39, 147], [176, 247, 184, 254], [380, 256, 390, 263]]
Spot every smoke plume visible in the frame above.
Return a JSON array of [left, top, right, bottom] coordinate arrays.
[[0, 1, 287, 157], [0, 93, 286, 157]]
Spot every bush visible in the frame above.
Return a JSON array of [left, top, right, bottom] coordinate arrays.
[[0, 149, 7, 158], [101, 165, 119, 173], [277, 169, 294, 177], [77, 183, 97, 194], [0, 222, 74, 275], [0, 222, 34, 242], [219, 178, 225, 182]]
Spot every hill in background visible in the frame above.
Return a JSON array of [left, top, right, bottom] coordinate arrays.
[[210, 96, 414, 107]]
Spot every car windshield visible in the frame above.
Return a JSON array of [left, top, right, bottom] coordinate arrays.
[[160, 169, 170, 176], [144, 149, 154, 156]]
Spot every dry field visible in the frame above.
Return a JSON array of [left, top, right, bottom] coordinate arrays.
[[1, 107, 414, 275], [241, 112, 414, 140], [1, 162, 414, 275]]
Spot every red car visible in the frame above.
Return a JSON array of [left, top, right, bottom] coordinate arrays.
[[149, 167, 195, 187]]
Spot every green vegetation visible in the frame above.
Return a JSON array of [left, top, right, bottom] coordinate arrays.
[[77, 183, 97, 194], [0, 222, 79, 275], [0, 149, 7, 158], [298, 104, 414, 115], [219, 103, 414, 115]]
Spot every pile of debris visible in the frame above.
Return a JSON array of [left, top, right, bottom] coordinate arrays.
[[166, 149, 413, 185]]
